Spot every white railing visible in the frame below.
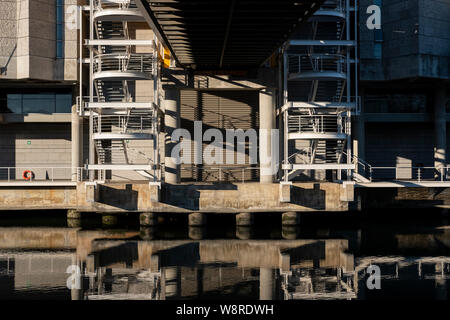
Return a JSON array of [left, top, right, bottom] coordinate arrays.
[[180, 166, 261, 183], [0, 167, 85, 183], [367, 166, 450, 183], [288, 54, 346, 74], [288, 114, 348, 134], [94, 53, 154, 75], [93, 113, 154, 134], [95, 0, 136, 11]]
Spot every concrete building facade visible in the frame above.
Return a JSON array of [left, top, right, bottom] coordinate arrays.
[[0, 0, 449, 215]]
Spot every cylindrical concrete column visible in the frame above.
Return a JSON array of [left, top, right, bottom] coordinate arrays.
[[189, 227, 206, 240], [259, 88, 276, 183], [236, 212, 254, 226], [164, 87, 181, 184], [259, 268, 275, 300], [434, 85, 447, 178], [102, 214, 118, 227], [71, 105, 83, 182], [282, 212, 301, 226], [140, 212, 158, 227], [188, 212, 207, 226]]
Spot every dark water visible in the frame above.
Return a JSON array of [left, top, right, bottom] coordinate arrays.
[[0, 210, 449, 300]]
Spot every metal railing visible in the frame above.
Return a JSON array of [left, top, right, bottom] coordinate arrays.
[[93, 113, 154, 134], [95, 0, 138, 10], [0, 167, 85, 183], [94, 53, 154, 75], [367, 166, 450, 183], [180, 166, 261, 183], [287, 114, 348, 134], [288, 54, 346, 75], [318, 0, 345, 13]]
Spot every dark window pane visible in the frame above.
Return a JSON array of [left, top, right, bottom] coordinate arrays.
[[55, 94, 72, 113]]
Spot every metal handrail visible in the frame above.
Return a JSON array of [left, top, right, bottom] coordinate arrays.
[[180, 166, 261, 184], [288, 53, 346, 74], [93, 114, 153, 134], [287, 114, 348, 134], [93, 53, 154, 75], [0, 167, 85, 182]]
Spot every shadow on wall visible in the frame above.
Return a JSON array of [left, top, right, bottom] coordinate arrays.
[[97, 184, 138, 210], [357, 187, 449, 209], [161, 184, 238, 210], [291, 183, 326, 210]]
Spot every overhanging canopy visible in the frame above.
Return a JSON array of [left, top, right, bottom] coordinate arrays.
[[136, 0, 325, 70]]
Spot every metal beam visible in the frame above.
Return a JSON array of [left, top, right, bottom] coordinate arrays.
[[220, 0, 237, 68], [136, 0, 181, 66]]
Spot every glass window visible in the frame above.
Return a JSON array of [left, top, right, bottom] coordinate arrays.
[[23, 94, 55, 114], [55, 94, 72, 113], [5, 93, 72, 114], [7, 94, 22, 114], [56, 0, 64, 59]]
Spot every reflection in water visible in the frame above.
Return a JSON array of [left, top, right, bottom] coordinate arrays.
[[0, 223, 449, 300]]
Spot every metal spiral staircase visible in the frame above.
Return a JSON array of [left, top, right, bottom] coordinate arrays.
[[281, 0, 359, 182], [80, 0, 161, 182]]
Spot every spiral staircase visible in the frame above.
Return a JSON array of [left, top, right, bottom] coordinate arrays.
[[81, 0, 161, 182], [281, 0, 359, 182]]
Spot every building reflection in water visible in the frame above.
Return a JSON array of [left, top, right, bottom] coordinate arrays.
[[0, 225, 449, 300]]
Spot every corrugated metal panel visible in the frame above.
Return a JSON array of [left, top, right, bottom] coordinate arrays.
[[180, 90, 259, 182]]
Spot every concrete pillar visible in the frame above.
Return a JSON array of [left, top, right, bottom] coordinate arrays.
[[140, 212, 158, 227], [164, 87, 181, 184], [434, 85, 447, 178], [236, 212, 254, 226], [282, 226, 300, 240], [282, 212, 301, 226], [189, 227, 206, 240], [67, 209, 81, 219], [140, 227, 157, 240], [236, 226, 254, 240], [67, 210, 82, 228], [259, 268, 275, 300], [102, 214, 118, 227], [71, 105, 83, 182], [259, 88, 276, 183], [188, 212, 207, 226], [163, 267, 180, 298]]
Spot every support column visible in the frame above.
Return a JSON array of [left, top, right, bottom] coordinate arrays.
[[434, 85, 447, 178], [259, 268, 275, 300], [140, 212, 158, 227], [164, 87, 181, 184], [236, 212, 254, 226], [71, 105, 83, 182], [189, 212, 207, 226], [259, 88, 276, 183], [282, 212, 301, 226]]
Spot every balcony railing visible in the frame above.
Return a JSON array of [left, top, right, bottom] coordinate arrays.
[[94, 0, 138, 10], [94, 53, 154, 75], [93, 114, 154, 134], [288, 54, 346, 75], [287, 114, 348, 134]]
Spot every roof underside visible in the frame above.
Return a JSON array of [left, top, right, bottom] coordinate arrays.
[[137, 0, 325, 70]]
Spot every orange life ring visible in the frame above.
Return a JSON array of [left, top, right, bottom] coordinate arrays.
[[22, 170, 34, 181]]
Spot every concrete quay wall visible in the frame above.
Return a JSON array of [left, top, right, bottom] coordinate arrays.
[[0, 182, 351, 213]]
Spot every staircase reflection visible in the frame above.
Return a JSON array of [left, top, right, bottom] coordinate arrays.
[[0, 226, 449, 300]]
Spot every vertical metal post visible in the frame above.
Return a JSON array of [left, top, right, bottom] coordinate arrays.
[[283, 52, 289, 182], [89, 0, 95, 181]]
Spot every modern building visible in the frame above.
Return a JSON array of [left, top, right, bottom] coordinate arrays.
[[0, 0, 449, 214]]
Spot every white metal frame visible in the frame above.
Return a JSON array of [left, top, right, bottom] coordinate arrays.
[[79, 0, 161, 184], [281, 0, 359, 183]]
